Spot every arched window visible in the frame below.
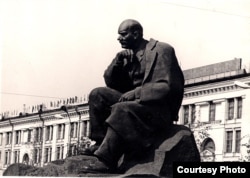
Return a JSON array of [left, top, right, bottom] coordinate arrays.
[[22, 153, 29, 165]]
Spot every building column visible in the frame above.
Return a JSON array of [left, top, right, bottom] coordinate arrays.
[[51, 125, 57, 161], [64, 122, 70, 158], [10, 128, 15, 164], [78, 120, 83, 141], [61, 124, 65, 139], [195, 104, 200, 123], [40, 126, 46, 167], [73, 123, 76, 138], [234, 98, 238, 120], [177, 106, 183, 125], [32, 128, 36, 142], [188, 105, 192, 124], [241, 95, 249, 145], [49, 126, 53, 140], [232, 128, 236, 153], [220, 100, 226, 124], [1, 133, 7, 165], [86, 121, 90, 137]]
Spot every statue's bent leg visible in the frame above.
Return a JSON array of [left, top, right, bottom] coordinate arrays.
[[88, 87, 122, 145], [94, 127, 125, 169]]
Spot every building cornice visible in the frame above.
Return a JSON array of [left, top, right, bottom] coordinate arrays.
[[0, 104, 89, 129], [184, 76, 250, 98]]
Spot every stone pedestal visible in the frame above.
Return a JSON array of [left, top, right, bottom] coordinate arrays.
[[120, 125, 200, 177], [3, 125, 200, 177]]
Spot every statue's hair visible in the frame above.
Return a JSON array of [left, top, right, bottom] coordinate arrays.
[[121, 19, 143, 37]]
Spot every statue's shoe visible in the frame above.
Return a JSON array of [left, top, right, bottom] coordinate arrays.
[[79, 159, 114, 173], [79, 145, 99, 156]]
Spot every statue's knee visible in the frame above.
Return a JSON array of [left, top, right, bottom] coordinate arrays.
[[89, 87, 106, 100]]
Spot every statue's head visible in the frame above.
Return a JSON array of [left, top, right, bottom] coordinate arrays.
[[117, 19, 143, 49]]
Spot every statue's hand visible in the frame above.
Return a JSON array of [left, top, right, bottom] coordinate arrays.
[[115, 50, 134, 65], [119, 90, 135, 102]]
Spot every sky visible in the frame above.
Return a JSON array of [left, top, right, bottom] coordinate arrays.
[[1, 0, 250, 114]]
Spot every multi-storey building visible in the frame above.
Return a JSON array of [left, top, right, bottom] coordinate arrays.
[[0, 104, 90, 174], [0, 58, 250, 174], [178, 58, 250, 162]]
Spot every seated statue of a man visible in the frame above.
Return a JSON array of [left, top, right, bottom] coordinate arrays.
[[82, 19, 184, 173]]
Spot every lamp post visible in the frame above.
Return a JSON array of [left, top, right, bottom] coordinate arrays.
[[75, 106, 81, 155], [60, 105, 72, 157]]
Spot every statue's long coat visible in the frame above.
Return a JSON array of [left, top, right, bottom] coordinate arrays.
[[104, 39, 184, 148]]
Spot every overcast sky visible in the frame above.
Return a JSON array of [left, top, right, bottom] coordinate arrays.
[[1, 0, 250, 114]]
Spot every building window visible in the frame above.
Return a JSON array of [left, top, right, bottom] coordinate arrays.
[[56, 147, 60, 160], [27, 130, 32, 142], [235, 130, 241, 153], [209, 102, 216, 122], [75, 122, 78, 138], [70, 123, 74, 138], [227, 97, 243, 120], [70, 122, 78, 138], [33, 148, 41, 164], [237, 97, 242, 119], [57, 124, 65, 140], [45, 147, 48, 163], [226, 131, 233, 153], [45, 128, 49, 141], [14, 150, 20, 163], [6, 132, 12, 145], [71, 145, 78, 156], [61, 146, 64, 159], [83, 121, 88, 137], [0, 133, 2, 145], [5, 150, 11, 165], [45, 126, 53, 141], [34, 149, 38, 163], [15, 130, 21, 144], [57, 125, 61, 140], [56, 146, 64, 160], [191, 105, 196, 124], [183, 105, 189, 125], [228, 99, 234, 120], [44, 147, 52, 163], [35, 127, 42, 142]]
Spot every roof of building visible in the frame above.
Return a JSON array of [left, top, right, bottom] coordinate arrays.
[[183, 58, 249, 86]]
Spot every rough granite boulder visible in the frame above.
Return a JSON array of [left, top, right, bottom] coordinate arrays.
[[3, 124, 200, 177]]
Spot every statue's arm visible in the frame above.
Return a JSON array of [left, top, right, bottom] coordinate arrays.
[[103, 57, 132, 93]]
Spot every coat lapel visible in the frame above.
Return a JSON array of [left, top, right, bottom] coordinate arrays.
[[143, 39, 158, 83]]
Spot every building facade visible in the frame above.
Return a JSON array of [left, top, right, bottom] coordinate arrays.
[[177, 58, 250, 162], [1, 59, 250, 174], [0, 104, 91, 174]]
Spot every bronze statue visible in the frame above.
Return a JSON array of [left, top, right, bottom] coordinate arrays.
[[3, 19, 201, 177], [82, 19, 185, 173]]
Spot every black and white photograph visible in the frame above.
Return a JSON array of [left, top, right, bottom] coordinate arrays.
[[1, 0, 250, 177]]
